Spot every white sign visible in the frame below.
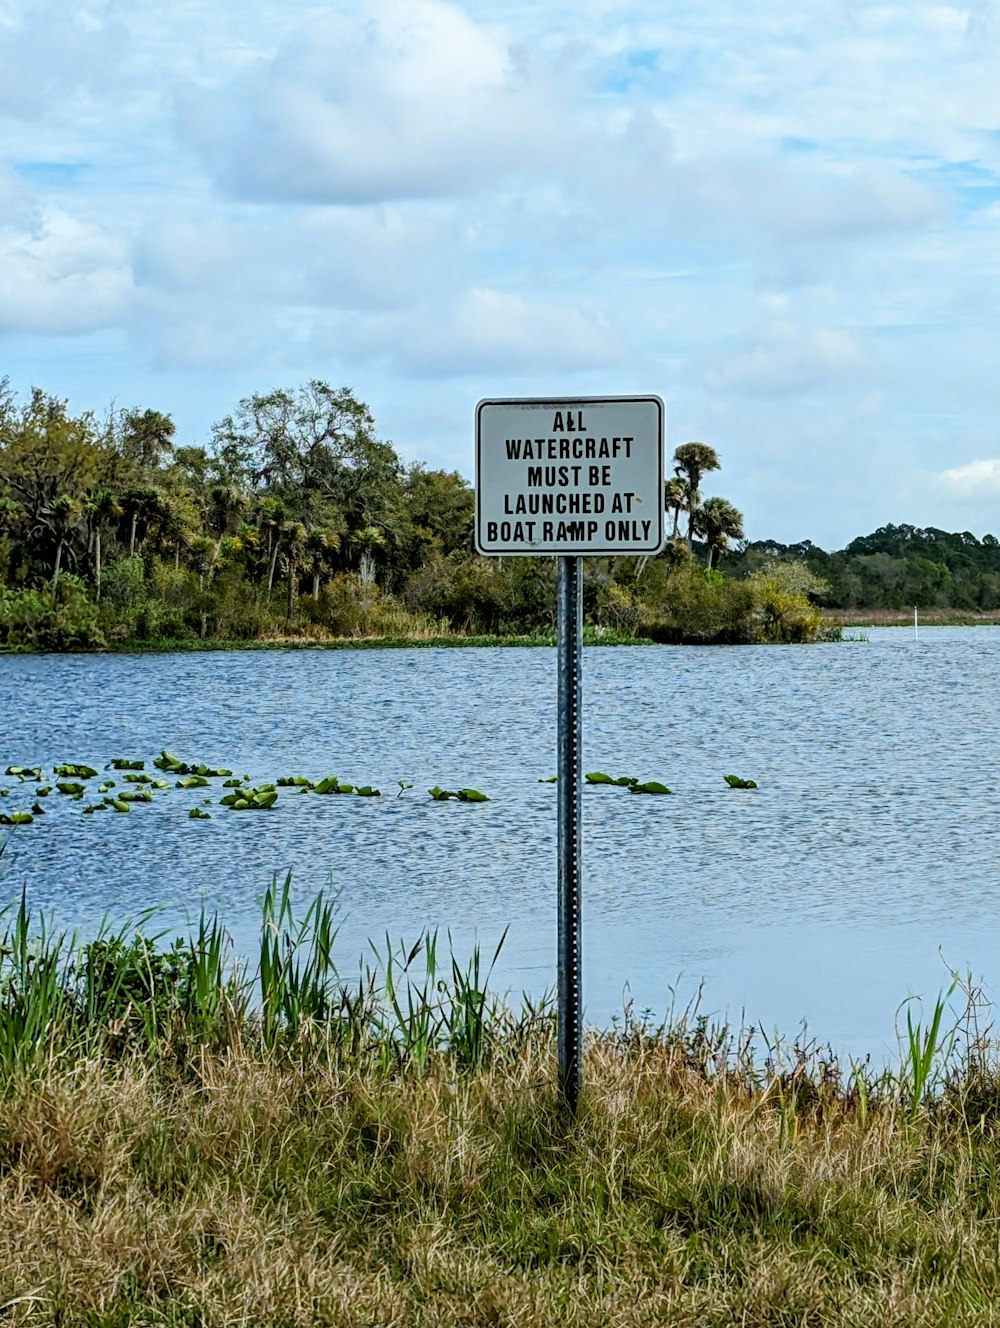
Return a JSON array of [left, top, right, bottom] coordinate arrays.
[[475, 396, 665, 556]]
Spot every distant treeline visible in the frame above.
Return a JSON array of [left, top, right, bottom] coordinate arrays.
[[723, 526, 1000, 611]]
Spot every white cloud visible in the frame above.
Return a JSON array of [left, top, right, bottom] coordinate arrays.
[[0, 205, 133, 335], [0, 1, 127, 119], [935, 459, 1000, 501], [175, 0, 568, 204], [327, 285, 625, 376], [702, 323, 867, 396]]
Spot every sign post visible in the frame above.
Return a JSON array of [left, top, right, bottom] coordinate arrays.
[[556, 553, 584, 1111], [476, 396, 664, 1111]]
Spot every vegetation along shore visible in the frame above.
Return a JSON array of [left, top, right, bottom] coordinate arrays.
[[0, 882, 998, 1327], [3, 375, 998, 654]]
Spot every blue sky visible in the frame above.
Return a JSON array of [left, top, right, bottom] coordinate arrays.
[[1, 0, 997, 548]]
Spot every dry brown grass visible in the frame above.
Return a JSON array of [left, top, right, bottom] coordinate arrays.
[[1, 1028, 998, 1328]]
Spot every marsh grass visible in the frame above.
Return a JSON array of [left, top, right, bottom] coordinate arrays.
[[1, 890, 999, 1326]]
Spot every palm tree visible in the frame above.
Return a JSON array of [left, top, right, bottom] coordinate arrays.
[[350, 525, 386, 586], [304, 528, 340, 600], [84, 488, 123, 601], [281, 521, 307, 620], [672, 442, 721, 547], [694, 497, 745, 569], [663, 476, 688, 540], [49, 493, 81, 594]]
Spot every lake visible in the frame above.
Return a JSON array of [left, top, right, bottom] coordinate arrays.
[[1, 627, 998, 1062]]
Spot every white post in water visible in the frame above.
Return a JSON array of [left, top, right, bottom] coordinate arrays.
[[475, 394, 665, 1113], [914, 606, 919, 640]]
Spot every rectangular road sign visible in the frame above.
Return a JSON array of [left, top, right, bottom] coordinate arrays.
[[475, 395, 665, 556]]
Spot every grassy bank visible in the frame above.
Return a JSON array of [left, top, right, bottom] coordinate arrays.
[[2, 626, 653, 655], [824, 608, 1000, 628], [1, 886, 998, 1326], [109, 626, 651, 653]]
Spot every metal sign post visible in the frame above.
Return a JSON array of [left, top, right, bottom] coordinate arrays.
[[475, 395, 664, 1114], [557, 555, 583, 1112]]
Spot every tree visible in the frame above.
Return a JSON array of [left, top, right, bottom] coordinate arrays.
[[304, 528, 340, 600], [0, 389, 106, 586], [280, 521, 307, 620], [694, 497, 745, 569], [84, 488, 124, 601], [663, 476, 688, 541], [672, 442, 721, 546], [211, 382, 403, 542], [111, 407, 176, 478]]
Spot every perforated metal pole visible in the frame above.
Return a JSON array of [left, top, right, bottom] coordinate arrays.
[[557, 555, 583, 1113]]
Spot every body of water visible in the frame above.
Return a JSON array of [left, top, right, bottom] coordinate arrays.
[[1, 627, 998, 1061]]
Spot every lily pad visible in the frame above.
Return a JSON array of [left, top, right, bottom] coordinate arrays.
[[628, 781, 673, 795], [54, 763, 98, 779], [56, 782, 86, 797], [189, 807, 212, 819], [723, 774, 758, 789], [176, 775, 210, 789], [585, 772, 616, 785], [108, 759, 144, 771], [5, 766, 42, 780], [354, 785, 380, 797], [456, 788, 489, 802]]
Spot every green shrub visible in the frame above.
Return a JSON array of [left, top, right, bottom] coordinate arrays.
[[0, 578, 105, 651]]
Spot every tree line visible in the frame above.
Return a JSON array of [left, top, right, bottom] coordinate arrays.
[[6, 374, 984, 651], [725, 526, 1000, 611]]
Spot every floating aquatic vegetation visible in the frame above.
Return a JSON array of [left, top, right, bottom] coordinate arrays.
[[119, 790, 152, 803], [54, 764, 98, 779], [98, 781, 115, 793], [428, 786, 489, 803], [538, 776, 558, 783], [35, 787, 51, 797], [0, 810, 33, 825], [176, 775, 210, 789], [220, 785, 278, 811], [154, 751, 232, 777], [108, 758, 144, 770], [82, 804, 107, 814], [108, 800, 130, 813], [355, 786, 381, 798], [30, 803, 45, 815], [122, 773, 153, 784], [313, 777, 353, 795], [189, 808, 212, 819], [55, 782, 86, 798], [723, 774, 758, 789], [627, 781, 673, 795], [277, 776, 314, 787], [5, 766, 42, 781], [585, 772, 639, 787]]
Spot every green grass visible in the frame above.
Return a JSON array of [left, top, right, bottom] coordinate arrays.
[[1, 888, 999, 1326]]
